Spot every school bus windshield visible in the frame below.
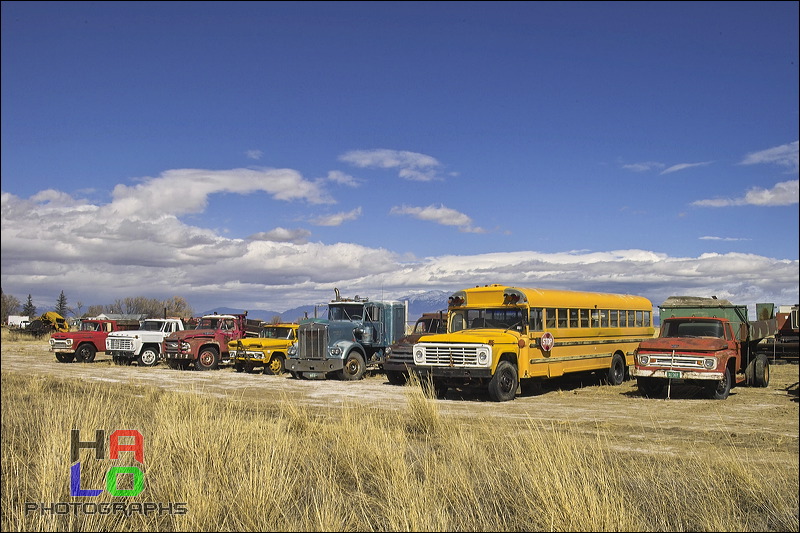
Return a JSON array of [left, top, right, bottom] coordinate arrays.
[[450, 308, 526, 332]]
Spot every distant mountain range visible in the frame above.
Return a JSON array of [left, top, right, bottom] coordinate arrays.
[[200, 289, 451, 324]]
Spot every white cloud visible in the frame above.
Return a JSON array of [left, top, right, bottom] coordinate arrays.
[[390, 204, 486, 233], [245, 150, 263, 160], [740, 141, 799, 172], [660, 161, 713, 175], [110, 167, 334, 219], [249, 228, 311, 244], [699, 236, 751, 242], [339, 149, 443, 181], [310, 207, 362, 226], [692, 180, 799, 207], [622, 161, 666, 172], [326, 170, 360, 187]]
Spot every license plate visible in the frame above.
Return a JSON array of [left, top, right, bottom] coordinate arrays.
[[666, 371, 681, 379]]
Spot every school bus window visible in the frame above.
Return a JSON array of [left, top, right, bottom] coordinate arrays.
[[569, 309, 579, 328], [636, 311, 643, 327], [580, 309, 589, 327], [600, 309, 609, 327], [558, 308, 569, 328], [546, 308, 556, 328], [627, 310, 636, 327], [610, 310, 618, 327], [529, 308, 543, 331], [591, 309, 600, 327], [643, 311, 651, 327], [618, 310, 627, 327]]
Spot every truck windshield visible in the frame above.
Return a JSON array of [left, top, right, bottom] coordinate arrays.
[[328, 304, 363, 321], [261, 327, 295, 339], [663, 320, 725, 338], [141, 321, 164, 331], [80, 322, 100, 331], [197, 318, 219, 329], [450, 309, 526, 332]]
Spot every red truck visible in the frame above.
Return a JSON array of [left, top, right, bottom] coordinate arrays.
[[162, 312, 259, 370], [632, 296, 775, 399], [49, 317, 141, 363]]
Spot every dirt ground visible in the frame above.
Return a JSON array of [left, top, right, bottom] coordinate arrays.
[[2, 339, 798, 462]]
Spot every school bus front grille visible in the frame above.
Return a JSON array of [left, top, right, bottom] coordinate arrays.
[[416, 344, 484, 367]]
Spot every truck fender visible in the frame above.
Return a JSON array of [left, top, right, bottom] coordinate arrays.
[[336, 340, 359, 359]]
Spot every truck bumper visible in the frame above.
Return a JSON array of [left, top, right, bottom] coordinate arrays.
[[50, 348, 76, 354], [415, 367, 493, 380], [286, 358, 343, 374], [632, 367, 724, 381]]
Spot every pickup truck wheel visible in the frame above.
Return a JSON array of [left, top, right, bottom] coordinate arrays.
[[137, 347, 159, 367], [234, 363, 244, 372], [754, 354, 770, 388], [606, 353, 626, 386], [706, 367, 732, 400], [488, 360, 518, 402], [386, 370, 407, 385], [75, 344, 96, 363], [244, 362, 258, 374], [637, 377, 664, 398], [55, 352, 75, 363], [195, 348, 219, 371], [340, 352, 366, 380], [264, 355, 285, 375]]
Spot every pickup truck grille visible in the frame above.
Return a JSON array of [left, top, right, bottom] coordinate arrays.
[[644, 353, 706, 369], [415, 344, 483, 367], [107, 338, 134, 351], [50, 340, 72, 350], [297, 323, 328, 360]]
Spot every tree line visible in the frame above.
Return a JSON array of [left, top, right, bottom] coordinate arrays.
[[1, 288, 194, 324]]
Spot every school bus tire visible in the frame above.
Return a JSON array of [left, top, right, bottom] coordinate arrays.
[[606, 352, 626, 386], [386, 370, 407, 385], [489, 361, 518, 402]]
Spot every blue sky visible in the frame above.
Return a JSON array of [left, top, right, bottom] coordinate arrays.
[[2, 1, 798, 317]]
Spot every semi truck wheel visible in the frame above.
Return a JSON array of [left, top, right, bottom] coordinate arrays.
[[606, 353, 626, 385], [55, 352, 75, 363], [137, 347, 159, 367], [488, 360, 518, 402], [195, 347, 219, 370], [754, 354, 770, 387], [75, 344, 96, 363], [340, 352, 366, 380], [706, 367, 732, 400]]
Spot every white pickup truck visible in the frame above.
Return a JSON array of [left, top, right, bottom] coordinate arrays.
[[106, 318, 186, 367]]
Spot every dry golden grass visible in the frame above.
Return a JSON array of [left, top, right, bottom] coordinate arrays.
[[1, 328, 797, 532]]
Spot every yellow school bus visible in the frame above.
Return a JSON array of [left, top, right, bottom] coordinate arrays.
[[412, 284, 654, 401]]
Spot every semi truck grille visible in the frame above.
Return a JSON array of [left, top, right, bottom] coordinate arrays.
[[107, 338, 134, 351], [298, 323, 328, 360]]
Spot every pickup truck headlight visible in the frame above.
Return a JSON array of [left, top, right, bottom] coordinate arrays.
[[637, 354, 650, 366], [180, 341, 190, 351], [703, 358, 716, 369]]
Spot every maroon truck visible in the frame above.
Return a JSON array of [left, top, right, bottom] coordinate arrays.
[[382, 311, 447, 385], [162, 312, 260, 370], [49, 318, 141, 363], [632, 297, 775, 399]]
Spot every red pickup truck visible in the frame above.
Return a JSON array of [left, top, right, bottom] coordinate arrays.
[[49, 318, 141, 363]]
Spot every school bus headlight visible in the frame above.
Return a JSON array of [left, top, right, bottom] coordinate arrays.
[[477, 349, 490, 365], [287, 344, 297, 356], [414, 349, 425, 364], [637, 354, 650, 366], [704, 358, 716, 369]]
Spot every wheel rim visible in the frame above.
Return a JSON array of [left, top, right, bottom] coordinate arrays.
[[499, 368, 515, 394], [141, 350, 157, 366], [345, 358, 359, 375], [269, 357, 282, 374], [199, 351, 215, 367]]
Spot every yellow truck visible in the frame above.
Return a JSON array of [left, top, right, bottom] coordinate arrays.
[[228, 322, 298, 375]]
